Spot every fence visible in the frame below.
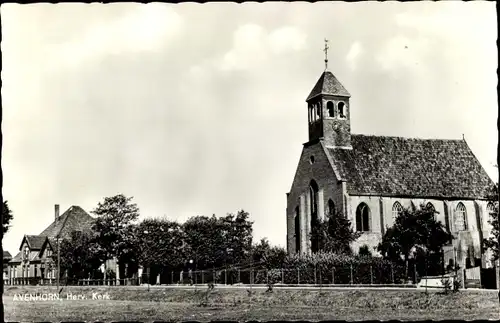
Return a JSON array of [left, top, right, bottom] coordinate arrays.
[[141, 262, 419, 286], [5, 263, 422, 287]]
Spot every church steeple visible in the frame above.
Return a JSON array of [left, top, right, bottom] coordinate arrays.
[[306, 40, 352, 148]]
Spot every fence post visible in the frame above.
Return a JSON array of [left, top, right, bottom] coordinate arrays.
[[414, 263, 417, 284], [250, 268, 253, 285], [171, 271, 174, 285], [266, 270, 269, 285], [201, 270, 204, 284], [391, 263, 394, 284], [225, 269, 227, 285], [370, 265, 373, 285], [332, 267, 335, 285], [213, 270, 216, 284], [297, 268, 300, 285], [238, 269, 241, 284], [319, 268, 322, 286], [350, 263, 353, 285], [281, 269, 284, 284]]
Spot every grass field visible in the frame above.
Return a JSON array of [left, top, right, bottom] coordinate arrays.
[[3, 285, 500, 322]]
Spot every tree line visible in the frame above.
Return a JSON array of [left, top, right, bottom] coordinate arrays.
[[3, 181, 498, 283]]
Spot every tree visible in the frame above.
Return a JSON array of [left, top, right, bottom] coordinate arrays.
[[377, 203, 453, 276], [91, 194, 140, 265], [182, 211, 254, 270], [59, 230, 106, 280], [482, 183, 499, 262], [2, 201, 14, 235], [310, 211, 361, 255], [135, 218, 185, 275], [250, 238, 287, 269]]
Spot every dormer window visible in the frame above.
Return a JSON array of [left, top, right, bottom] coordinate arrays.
[[327, 101, 334, 117], [338, 102, 346, 119]]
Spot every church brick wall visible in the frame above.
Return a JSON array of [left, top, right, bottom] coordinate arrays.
[[348, 195, 490, 267], [286, 142, 343, 255]]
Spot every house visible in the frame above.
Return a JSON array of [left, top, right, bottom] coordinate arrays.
[[3, 251, 12, 281], [286, 59, 496, 272], [7, 205, 94, 284]]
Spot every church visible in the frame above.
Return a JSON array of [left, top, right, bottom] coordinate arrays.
[[286, 45, 496, 270]]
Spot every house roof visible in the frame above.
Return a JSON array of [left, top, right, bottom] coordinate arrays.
[[39, 205, 94, 240], [10, 250, 41, 263], [3, 251, 12, 260], [21, 235, 47, 250], [326, 134, 495, 199], [306, 70, 350, 101]]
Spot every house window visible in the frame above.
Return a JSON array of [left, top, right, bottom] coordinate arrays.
[[327, 199, 335, 217], [454, 202, 467, 231], [338, 102, 346, 119], [327, 101, 334, 117], [316, 102, 322, 118], [356, 203, 370, 232], [294, 206, 300, 253], [392, 202, 403, 221]]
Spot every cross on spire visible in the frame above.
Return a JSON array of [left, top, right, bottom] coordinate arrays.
[[323, 38, 329, 70]]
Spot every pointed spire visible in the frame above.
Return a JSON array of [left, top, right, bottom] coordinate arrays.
[[323, 38, 329, 71]]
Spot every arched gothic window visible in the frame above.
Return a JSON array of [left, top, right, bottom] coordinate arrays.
[[426, 202, 436, 220], [356, 203, 370, 232], [294, 206, 300, 253], [309, 180, 319, 252], [455, 202, 467, 231], [392, 202, 403, 220], [487, 202, 496, 214], [327, 101, 334, 117], [327, 199, 335, 217], [309, 180, 319, 220]]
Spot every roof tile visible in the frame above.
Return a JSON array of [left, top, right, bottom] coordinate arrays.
[[327, 135, 495, 199]]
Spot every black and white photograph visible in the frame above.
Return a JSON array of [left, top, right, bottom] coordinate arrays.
[[1, 1, 498, 322]]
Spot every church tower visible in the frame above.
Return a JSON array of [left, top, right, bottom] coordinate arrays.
[[306, 40, 352, 148]]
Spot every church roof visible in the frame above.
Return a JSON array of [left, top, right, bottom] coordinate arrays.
[[39, 205, 94, 239], [306, 70, 350, 101], [326, 135, 495, 199]]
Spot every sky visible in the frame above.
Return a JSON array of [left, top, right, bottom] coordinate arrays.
[[1, 2, 498, 255]]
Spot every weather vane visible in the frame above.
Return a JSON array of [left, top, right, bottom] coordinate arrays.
[[323, 38, 329, 70]]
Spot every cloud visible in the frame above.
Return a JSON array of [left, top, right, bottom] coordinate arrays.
[[345, 41, 363, 70], [218, 24, 307, 71], [268, 26, 307, 55], [51, 3, 184, 68]]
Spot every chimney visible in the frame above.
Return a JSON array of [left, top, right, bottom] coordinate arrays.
[[55, 204, 60, 222]]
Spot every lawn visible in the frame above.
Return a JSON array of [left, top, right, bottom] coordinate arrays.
[[3, 285, 500, 322]]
